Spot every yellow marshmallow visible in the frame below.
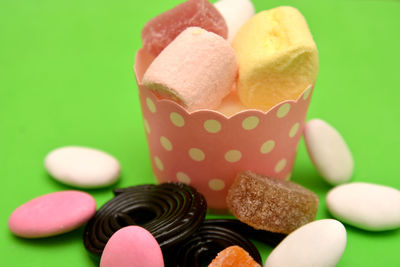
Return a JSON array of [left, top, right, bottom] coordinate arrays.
[[233, 6, 319, 111]]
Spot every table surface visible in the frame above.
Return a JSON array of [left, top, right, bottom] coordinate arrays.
[[1, 0, 400, 266]]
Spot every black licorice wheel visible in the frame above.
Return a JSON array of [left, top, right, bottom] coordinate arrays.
[[83, 183, 207, 257], [206, 219, 286, 247], [164, 219, 267, 267]]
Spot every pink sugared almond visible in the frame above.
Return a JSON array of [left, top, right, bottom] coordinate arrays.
[[8, 191, 96, 238], [100, 226, 164, 267]]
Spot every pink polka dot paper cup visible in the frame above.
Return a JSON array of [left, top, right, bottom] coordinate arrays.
[[134, 49, 314, 212]]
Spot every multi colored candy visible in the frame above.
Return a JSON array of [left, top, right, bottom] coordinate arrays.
[[82, 182, 286, 266], [83, 183, 207, 257], [163, 219, 263, 266]]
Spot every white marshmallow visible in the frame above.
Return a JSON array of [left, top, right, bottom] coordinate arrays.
[[214, 0, 255, 43]]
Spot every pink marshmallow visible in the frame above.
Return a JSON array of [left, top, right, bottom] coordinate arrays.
[[100, 226, 164, 267], [142, 26, 237, 112]]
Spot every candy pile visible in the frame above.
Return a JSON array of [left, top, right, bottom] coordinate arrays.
[[7, 0, 400, 266], [140, 0, 318, 114], [7, 141, 400, 267], [82, 182, 286, 266]]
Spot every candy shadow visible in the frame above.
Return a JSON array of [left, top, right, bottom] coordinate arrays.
[[291, 164, 332, 195], [45, 173, 122, 196], [323, 213, 400, 237], [10, 225, 84, 247]]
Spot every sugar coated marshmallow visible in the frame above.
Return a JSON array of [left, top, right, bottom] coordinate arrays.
[[45, 146, 121, 188], [233, 6, 319, 111], [304, 119, 354, 185], [141, 0, 228, 56], [142, 27, 237, 111], [214, 0, 255, 43], [8, 191, 96, 238], [265, 219, 347, 267], [227, 171, 319, 234], [326, 182, 400, 231], [100, 226, 164, 267]]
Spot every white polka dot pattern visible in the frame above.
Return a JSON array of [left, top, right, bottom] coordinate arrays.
[[289, 122, 300, 138], [189, 148, 205, 162], [242, 116, 259, 130], [176, 172, 191, 184], [275, 159, 287, 173], [260, 140, 275, 154], [224, 150, 242, 163], [160, 136, 172, 151], [204, 119, 222, 133], [170, 112, 185, 127], [146, 98, 156, 113], [154, 156, 163, 171], [137, 79, 314, 210], [209, 179, 225, 191], [277, 103, 291, 118], [143, 119, 150, 134]]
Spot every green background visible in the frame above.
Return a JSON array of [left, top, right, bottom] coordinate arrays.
[[1, 0, 399, 266]]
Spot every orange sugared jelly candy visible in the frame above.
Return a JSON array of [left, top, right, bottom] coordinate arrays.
[[208, 245, 261, 267], [227, 171, 319, 234]]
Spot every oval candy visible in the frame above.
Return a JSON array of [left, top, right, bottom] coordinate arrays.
[[44, 146, 121, 188], [265, 219, 347, 267], [326, 182, 400, 231], [8, 190, 96, 238], [100, 226, 164, 267], [304, 119, 354, 185]]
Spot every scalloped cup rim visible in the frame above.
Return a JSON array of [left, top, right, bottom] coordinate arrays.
[[134, 48, 314, 120]]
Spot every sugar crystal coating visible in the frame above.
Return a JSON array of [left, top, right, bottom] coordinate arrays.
[[141, 0, 228, 56], [227, 171, 319, 234], [209, 245, 261, 267]]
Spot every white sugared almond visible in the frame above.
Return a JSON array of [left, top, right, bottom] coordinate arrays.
[[45, 146, 120, 188], [326, 182, 400, 231], [304, 119, 354, 185], [265, 219, 347, 267]]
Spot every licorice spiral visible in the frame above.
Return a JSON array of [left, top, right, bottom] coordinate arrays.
[[205, 219, 286, 247], [83, 183, 207, 257], [164, 219, 265, 267]]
